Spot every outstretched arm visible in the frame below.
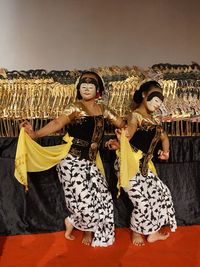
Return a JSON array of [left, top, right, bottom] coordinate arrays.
[[20, 111, 79, 139]]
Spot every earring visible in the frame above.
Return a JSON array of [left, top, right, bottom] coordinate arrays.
[[96, 90, 100, 98]]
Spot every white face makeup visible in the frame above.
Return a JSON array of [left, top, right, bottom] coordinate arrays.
[[79, 83, 96, 100], [146, 96, 163, 112]]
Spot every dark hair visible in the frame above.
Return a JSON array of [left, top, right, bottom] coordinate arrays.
[[76, 71, 105, 100], [133, 80, 162, 104]]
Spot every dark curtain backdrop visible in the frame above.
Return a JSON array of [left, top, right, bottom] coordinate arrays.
[[0, 136, 200, 236]]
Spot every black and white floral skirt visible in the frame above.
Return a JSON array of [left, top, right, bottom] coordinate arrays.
[[124, 170, 177, 235], [56, 154, 115, 247]]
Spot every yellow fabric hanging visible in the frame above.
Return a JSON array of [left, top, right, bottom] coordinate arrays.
[[117, 128, 157, 192], [96, 151, 105, 177], [14, 128, 105, 190]]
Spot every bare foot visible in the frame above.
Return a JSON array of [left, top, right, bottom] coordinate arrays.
[[132, 232, 145, 246], [64, 218, 75, 240], [147, 231, 170, 243], [82, 231, 92, 246]]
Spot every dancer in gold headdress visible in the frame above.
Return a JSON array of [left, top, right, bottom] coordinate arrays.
[[109, 80, 177, 246], [19, 71, 125, 247]]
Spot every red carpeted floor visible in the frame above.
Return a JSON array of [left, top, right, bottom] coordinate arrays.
[[0, 226, 200, 267]]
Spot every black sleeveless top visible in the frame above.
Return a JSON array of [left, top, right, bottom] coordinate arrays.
[[67, 115, 104, 161], [129, 111, 163, 176]]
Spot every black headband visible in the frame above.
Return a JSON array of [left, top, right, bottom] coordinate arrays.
[[147, 91, 164, 102], [79, 77, 98, 87]]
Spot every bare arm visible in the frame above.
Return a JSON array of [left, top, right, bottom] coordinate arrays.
[[158, 131, 170, 160], [35, 114, 71, 138], [160, 131, 170, 153], [21, 111, 79, 139]]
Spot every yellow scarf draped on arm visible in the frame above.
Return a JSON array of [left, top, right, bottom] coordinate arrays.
[[14, 128, 105, 190], [117, 128, 157, 191]]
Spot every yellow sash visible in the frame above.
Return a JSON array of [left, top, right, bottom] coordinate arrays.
[[117, 129, 157, 191], [14, 128, 105, 190]]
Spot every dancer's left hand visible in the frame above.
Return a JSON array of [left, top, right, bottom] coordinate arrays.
[[158, 150, 169, 160]]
